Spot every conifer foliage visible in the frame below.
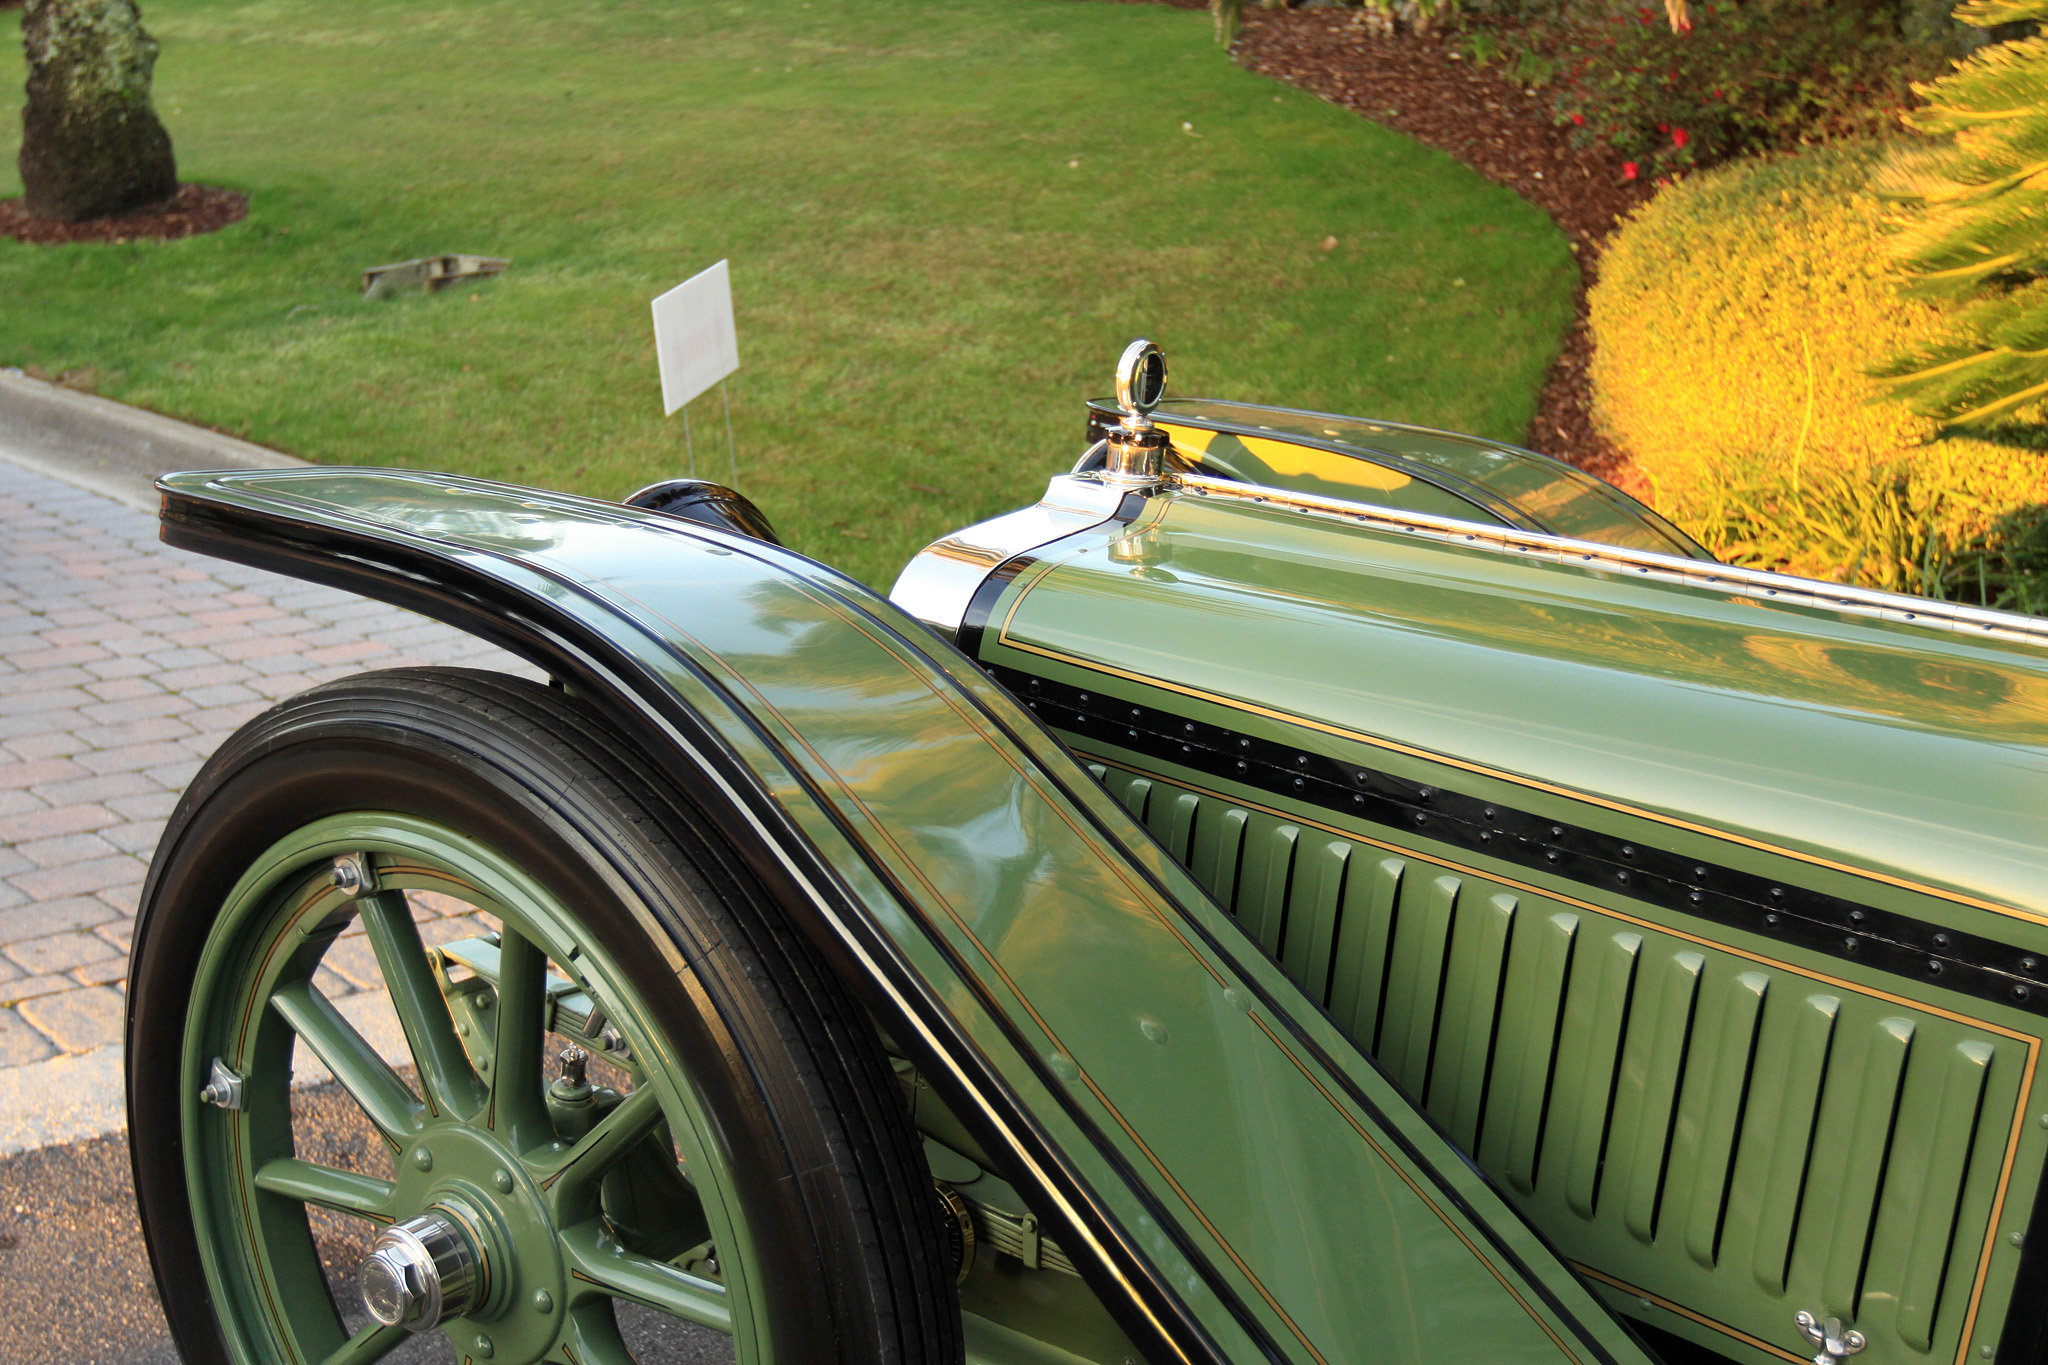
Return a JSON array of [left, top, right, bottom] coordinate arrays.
[[1876, 0, 2048, 434]]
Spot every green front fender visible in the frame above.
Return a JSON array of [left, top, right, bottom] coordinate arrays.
[[157, 468, 1657, 1365]]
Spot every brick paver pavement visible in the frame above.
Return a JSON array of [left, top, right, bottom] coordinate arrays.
[[0, 457, 542, 1151]]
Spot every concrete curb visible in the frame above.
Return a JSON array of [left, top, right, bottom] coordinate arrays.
[[0, 987, 412, 1157], [0, 1044, 126, 1157], [0, 368, 305, 510]]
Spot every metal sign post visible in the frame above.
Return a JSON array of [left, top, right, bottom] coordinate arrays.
[[651, 259, 741, 485]]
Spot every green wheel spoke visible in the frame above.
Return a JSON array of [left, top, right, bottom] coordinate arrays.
[[548, 1301, 636, 1365], [252, 1157, 395, 1220], [489, 926, 552, 1151], [270, 978, 422, 1140], [542, 1082, 664, 1216], [358, 890, 486, 1119], [318, 1319, 408, 1365], [561, 1221, 732, 1334]]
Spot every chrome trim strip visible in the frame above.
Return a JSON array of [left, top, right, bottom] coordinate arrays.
[[1171, 471, 2048, 649], [888, 474, 1129, 641]]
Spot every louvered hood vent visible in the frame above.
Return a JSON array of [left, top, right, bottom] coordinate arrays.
[[1089, 763, 2028, 1365]]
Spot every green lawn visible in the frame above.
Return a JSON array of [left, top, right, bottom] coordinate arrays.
[[0, 0, 1577, 587]]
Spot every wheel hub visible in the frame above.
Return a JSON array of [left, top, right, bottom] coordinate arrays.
[[359, 1204, 487, 1332], [368, 1128, 570, 1362]]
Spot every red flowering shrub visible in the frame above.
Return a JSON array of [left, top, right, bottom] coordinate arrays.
[[1547, 0, 1936, 177]]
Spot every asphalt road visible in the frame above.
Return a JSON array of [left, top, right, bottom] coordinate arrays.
[[0, 1124, 180, 1365]]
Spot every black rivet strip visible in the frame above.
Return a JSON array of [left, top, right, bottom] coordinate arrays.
[[992, 664, 2048, 1021]]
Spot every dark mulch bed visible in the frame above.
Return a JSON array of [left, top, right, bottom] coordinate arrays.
[[0, 183, 249, 246], [1232, 7, 1653, 492]]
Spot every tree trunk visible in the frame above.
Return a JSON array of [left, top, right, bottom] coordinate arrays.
[[18, 0, 177, 222]]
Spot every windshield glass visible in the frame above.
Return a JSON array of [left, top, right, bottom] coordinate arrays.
[[1101, 398, 1711, 560]]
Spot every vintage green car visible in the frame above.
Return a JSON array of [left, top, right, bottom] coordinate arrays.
[[127, 343, 2048, 1365]]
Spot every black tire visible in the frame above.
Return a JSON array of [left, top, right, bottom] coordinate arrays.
[[128, 667, 962, 1365]]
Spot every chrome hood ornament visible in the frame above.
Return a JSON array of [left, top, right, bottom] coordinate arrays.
[[1100, 338, 1170, 491]]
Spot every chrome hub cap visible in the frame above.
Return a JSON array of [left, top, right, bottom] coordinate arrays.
[[359, 1205, 486, 1332]]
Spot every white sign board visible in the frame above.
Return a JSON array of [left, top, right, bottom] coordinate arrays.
[[651, 259, 739, 415]]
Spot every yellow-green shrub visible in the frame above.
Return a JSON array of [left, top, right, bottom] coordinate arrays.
[[1588, 141, 2048, 599]]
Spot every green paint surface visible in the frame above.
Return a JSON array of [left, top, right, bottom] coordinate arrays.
[[986, 491, 2048, 923], [0, 0, 1575, 586], [970, 492, 2048, 1365], [160, 465, 1657, 1365]]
